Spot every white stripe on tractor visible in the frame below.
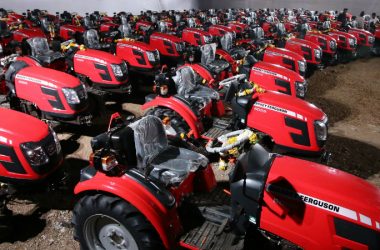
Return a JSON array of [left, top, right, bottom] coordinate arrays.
[[359, 214, 372, 226]]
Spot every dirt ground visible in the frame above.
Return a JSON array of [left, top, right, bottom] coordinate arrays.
[[0, 57, 379, 249]]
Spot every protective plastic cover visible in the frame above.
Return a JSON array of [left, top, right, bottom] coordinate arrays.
[[252, 27, 264, 39], [221, 32, 233, 51], [27, 37, 63, 64], [200, 43, 217, 65], [84, 29, 100, 49], [129, 115, 208, 185], [118, 24, 132, 38], [172, 66, 220, 103]]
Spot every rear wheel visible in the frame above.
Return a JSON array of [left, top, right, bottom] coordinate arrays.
[[72, 194, 164, 250]]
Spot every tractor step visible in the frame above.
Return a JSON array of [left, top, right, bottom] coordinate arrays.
[[180, 219, 244, 250], [202, 117, 232, 139]]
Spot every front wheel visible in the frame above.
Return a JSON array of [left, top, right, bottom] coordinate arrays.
[[72, 194, 164, 250]]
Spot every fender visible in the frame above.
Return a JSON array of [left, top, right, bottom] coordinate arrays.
[[181, 63, 213, 85], [16, 56, 42, 67], [216, 48, 234, 64], [141, 96, 203, 138], [74, 169, 181, 249]]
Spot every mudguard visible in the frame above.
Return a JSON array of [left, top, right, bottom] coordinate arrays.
[[141, 96, 203, 138], [285, 38, 322, 66], [228, 22, 248, 35], [73, 48, 128, 86], [180, 63, 214, 86], [216, 48, 239, 73], [261, 155, 380, 249], [74, 169, 182, 249], [247, 91, 326, 153], [208, 25, 232, 37]]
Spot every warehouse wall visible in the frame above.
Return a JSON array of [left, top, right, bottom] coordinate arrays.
[[0, 0, 199, 15], [196, 0, 380, 16], [1, 0, 379, 16]]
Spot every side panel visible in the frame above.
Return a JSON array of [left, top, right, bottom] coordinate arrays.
[[246, 93, 321, 153], [116, 43, 153, 69]]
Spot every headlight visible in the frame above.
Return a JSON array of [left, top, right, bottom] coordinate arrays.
[[62, 88, 80, 104], [295, 81, 307, 98], [329, 40, 336, 50], [146, 50, 159, 62], [20, 142, 49, 167], [314, 120, 327, 141], [298, 60, 306, 73], [204, 35, 213, 43], [111, 62, 128, 78], [348, 38, 355, 46], [175, 42, 184, 52], [314, 49, 322, 59]]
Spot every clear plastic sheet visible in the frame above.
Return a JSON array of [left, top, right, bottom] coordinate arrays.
[[276, 23, 286, 35], [83, 29, 101, 49], [118, 24, 132, 38], [200, 43, 216, 65], [27, 37, 63, 64], [252, 27, 264, 40], [173, 66, 219, 102], [129, 115, 208, 185], [221, 32, 233, 51]]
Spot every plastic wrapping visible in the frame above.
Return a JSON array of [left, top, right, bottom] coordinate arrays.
[[83, 16, 96, 29], [27, 37, 63, 64], [158, 21, 168, 33], [83, 29, 100, 49], [27, 37, 50, 55], [118, 24, 132, 38], [173, 66, 220, 102], [129, 115, 208, 185], [252, 27, 264, 40], [187, 18, 196, 28], [276, 23, 286, 35], [323, 21, 331, 29], [200, 43, 216, 65], [221, 32, 233, 51]]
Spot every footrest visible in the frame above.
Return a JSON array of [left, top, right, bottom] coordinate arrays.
[[202, 127, 231, 140], [180, 220, 244, 250]]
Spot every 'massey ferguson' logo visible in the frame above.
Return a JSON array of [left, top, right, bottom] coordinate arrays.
[[299, 194, 340, 213], [254, 101, 307, 122]]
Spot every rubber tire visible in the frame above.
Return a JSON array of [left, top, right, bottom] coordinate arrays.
[[72, 194, 164, 250]]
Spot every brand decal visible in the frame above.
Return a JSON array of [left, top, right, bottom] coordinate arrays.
[[254, 102, 307, 121]]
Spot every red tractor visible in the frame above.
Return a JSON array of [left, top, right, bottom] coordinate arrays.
[[142, 69, 328, 157], [0, 107, 63, 224], [372, 26, 380, 55], [240, 55, 308, 99], [347, 28, 375, 57], [72, 115, 380, 250], [1, 56, 92, 125]]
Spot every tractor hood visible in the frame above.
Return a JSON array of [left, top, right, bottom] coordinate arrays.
[[13, 28, 46, 39], [267, 155, 380, 232], [183, 28, 210, 37], [0, 108, 49, 144], [265, 47, 305, 61], [329, 30, 356, 39], [254, 61, 305, 82], [256, 90, 325, 121], [349, 28, 373, 37], [61, 24, 85, 33], [117, 40, 156, 52], [288, 38, 321, 50], [16, 66, 81, 89], [75, 48, 124, 64], [150, 32, 182, 43]]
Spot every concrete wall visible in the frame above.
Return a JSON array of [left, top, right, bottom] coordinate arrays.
[[1, 0, 379, 16]]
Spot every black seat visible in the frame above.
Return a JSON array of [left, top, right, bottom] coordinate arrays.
[[5, 61, 29, 94], [203, 59, 230, 74], [27, 37, 64, 65], [231, 95, 252, 122], [130, 115, 208, 185]]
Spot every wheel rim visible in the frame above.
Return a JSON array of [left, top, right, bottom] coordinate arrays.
[[84, 214, 139, 250]]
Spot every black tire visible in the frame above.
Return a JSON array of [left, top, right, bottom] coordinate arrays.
[[72, 194, 164, 250]]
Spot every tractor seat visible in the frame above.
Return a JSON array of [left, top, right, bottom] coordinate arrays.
[[229, 47, 247, 60], [27, 37, 64, 65], [202, 59, 230, 75], [231, 95, 253, 121], [130, 115, 208, 186]]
